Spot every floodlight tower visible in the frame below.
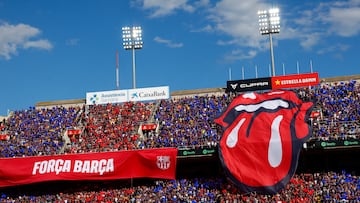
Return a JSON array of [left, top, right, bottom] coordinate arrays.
[[258, 8, 280, 77], [122, 26, 143, 89]]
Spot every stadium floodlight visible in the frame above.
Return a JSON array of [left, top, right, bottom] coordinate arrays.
[[258, 8, 280, 77], [122, 26, 143, 89]]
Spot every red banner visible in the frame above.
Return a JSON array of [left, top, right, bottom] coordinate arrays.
[[0, 148, 177, 188], [0, 134, 9, 141], [67, 129, 82, 135], [141, 123, 158, 131], [271, 72, 319, 89], [310, 111, 321, 118]]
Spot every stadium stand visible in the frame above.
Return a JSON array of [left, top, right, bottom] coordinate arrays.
[[66, 101, 155, 153], [0, 75, 359, 202], [0, 106, 82, 157], [0, 170, 358, 202]]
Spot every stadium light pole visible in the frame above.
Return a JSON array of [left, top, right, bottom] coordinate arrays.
[[122, 26, 143, 89], [258, 8, 280, 77]]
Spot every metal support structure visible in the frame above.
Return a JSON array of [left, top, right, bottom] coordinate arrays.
[[122, 26, 143, 89], [297, 61, 300, 74], [255, 65, 258, 78], [258, 8, 280, 77], [132, 48, 136, 89], [269, 33, 275, 76], [282, 63, 286, 76], [242, 66, 245, 79]]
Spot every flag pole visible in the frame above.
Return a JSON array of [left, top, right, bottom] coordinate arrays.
[[116, 50, 120, 90]]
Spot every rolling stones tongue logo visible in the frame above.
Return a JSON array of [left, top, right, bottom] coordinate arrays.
[[215, 90, 313, 194]]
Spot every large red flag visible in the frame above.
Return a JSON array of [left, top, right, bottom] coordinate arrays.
[[215, 90, 313, 194]]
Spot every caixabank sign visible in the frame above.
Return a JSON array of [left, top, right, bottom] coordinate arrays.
[[86, 86, 169, 105], [128, 86, 169, 102]]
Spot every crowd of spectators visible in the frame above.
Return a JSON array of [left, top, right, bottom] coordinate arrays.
[[144, 80, 360, 148], [148, 94, 232, 149], [1, 80, 360, 157], [0, 171, 358, 202], [65, 102, 154, 154], [0, 80, 359, 202], [0, 106, 81, 157], [309, 80, 360, 140]]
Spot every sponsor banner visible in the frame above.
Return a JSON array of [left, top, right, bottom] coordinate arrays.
[[141, 123, 158, 131], [308, 139, 360, 149], [0, 148, 177, 188], [86, 89, 128, 105], [178, 147, 217, 157], [271, 72, 319, 89], [86, 86, 170, 105], [227, 77, 272, 93], [310, 111, 321, 118], [0, 134, 9, 141], [67, 129, 81, 135], [128, 86, 170, 102]]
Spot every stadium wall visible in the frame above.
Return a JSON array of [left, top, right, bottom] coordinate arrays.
[[35, 98, 86, 109]]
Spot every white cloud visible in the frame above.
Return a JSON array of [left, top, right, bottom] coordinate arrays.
[[224, 49, 257, 62], [285, 0, 360, 50], [194, 0, 210, 8], [23, 39, 53, 49], [154, 36, 183, 48], [191, 24, 214, 32], [324, 6, 360, 37], [136, 0, 360, 60], [208, 0, 269, 49], [136, 0, 269, 59], [299, 33, 322, 50], [66, 38, 79, 46], [208, 0, 360, 54], [135, 0, 195, 18], [0, 22, 53, 60], [316, 43, 350, 55]]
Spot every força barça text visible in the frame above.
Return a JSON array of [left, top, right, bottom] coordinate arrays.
[[32, 158, 114, 176]]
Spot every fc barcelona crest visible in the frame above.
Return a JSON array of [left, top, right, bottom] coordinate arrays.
[[156, 156, 170, 170]]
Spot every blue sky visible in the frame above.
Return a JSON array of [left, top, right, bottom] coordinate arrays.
[[1, 0, 360, 115]]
